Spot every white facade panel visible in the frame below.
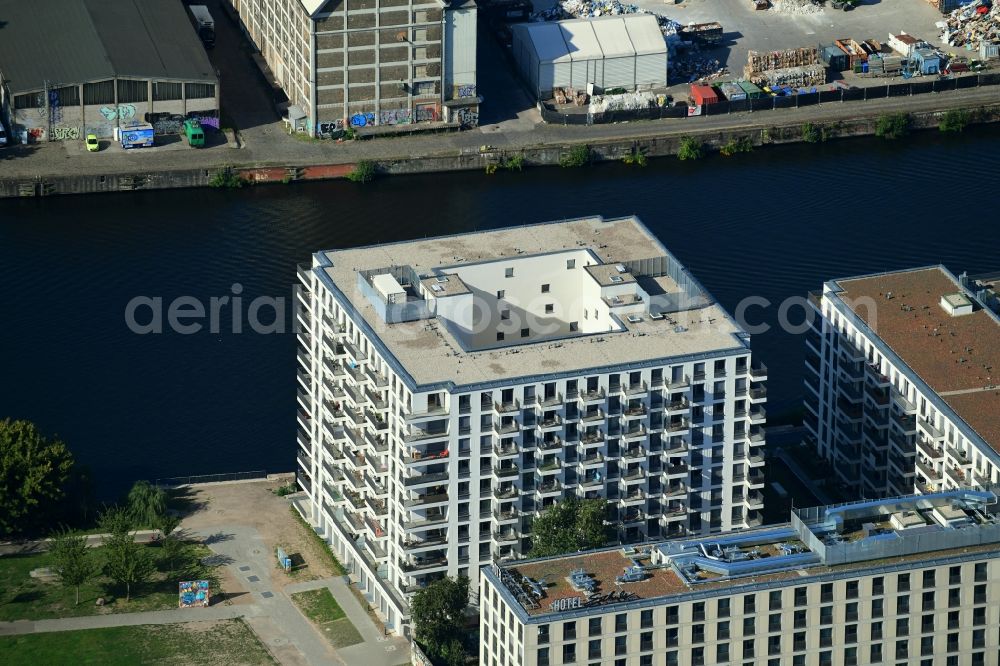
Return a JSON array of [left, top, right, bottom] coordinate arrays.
[[634, 52, 667, 88], [603, 55, 636, 89]]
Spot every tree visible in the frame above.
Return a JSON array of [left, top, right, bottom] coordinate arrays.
[[410, 576, 469, 663], [0, 419, 75, 536], [126, 480, 167, 528], [154, 512, 184, 574], [939, 109, 970, 133], [530, 497, 611, 557], [875, 113, 910, 140], [101, 507, 155, 602], [50, 528, 99, 605], [677, 137, 703, 161]]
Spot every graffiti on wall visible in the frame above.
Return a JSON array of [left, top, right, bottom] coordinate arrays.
[[456, 107, 479, 128], [415, 105, 438, 122], [350, 112, 376, 128], [28, 127, 45, 141], [48, 90, 63, 124], [99, 104, 136, 122], [85, 124, 114, 139], [317, 119, 344, 137], [457, 84, 477, 99], [51, 126, 80, 140], [379, 108, 411, 126], [189, 113, 220, 130]]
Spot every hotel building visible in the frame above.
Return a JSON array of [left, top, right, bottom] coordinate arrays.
[[294, 216, 766, 634], [803, 266, 1000, 498], [480, 490, 1000, 666]]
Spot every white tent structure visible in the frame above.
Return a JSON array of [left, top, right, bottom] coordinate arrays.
[[511, 15, 668, 100]]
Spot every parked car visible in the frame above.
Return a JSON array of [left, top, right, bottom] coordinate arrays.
[[0, 122, 8, 147], [86, 134, 99, 152]]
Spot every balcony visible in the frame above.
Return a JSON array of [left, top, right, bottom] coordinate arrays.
[[493, 486, 519, 500], [492, 529, 519, 544], [620, 489, 646, 504], [405, 427, 450, 443], [946, 446, 971, 467], [623, 403, 648, 418], [866, 363, 891, 388], [494, 400, 521, 414], [892, 412, 917, 434], [342, 339, 367, 364], [401, 533, 448, 550], [744, 491, 764, 509], [580, 388, 606, 403], [916, 438, 943, 460], [749, 362, 767, 380], [581, 431, 605, 445], [625, 382, 648, 397], [365, 473, 388, 497], [666, 375, 690, 390], [663, 483, 686, 497], [582, 410, 606, 423], [537, 459, 562, 474], [404, 492, 449, 508], [493, 464, 520, 479], [494, 442, 519, 458], [404, 470, 449, 487], [580, 475, 603, 488], [619, 509, 645, 524], [493, 419, 521, 436], [540, 393, 563, 407], [945, 465, 967, 486], [748, 471, 765, 487], [919, 418, 945, 441], [403, 448, 449, 465], [538, 414, 563, 431], [748, 407, 766, 424], [493, 508, 519, 523], [621, 468, 646, 483], [400, 555, 448, 572], [749, 387, 767, 403], [579, 452, 604, 467], [536, 480, 562, 495], [538, 437, 563, 451], [623, 426, 647, 441], [403, 513, 448, 530], [666, 419, 690, 433], [365, 496, 388, 517], [664, 464, 689, 478]]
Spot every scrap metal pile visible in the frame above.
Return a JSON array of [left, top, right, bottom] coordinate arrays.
[[531, 0, 645, 21], [588, 91, 662, 113], [770, 0, 824, 15], [671, 57, 728, 83], [745, 48, 825, 87], [938, 0, 1000, 51]]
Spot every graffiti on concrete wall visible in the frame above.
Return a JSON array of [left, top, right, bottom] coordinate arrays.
[[317, 119, 344, 137], [48, 90, 63, 124], [456, 107, 479, 128], [189, 114, 220, 130], [50, 126, 80, 140], [415, 105, 438, 122], [99, 104, 136, 122], [28, 127, 45, 141], [379, 108, 411, 126], [85, 124, 114, 139], [350, 112, 376, 128], [457, 84, 477, 99]]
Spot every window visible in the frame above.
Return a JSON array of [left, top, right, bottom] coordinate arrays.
[[769, 591, 782, 610], [819, 651, 833, 666], [413, 81, 435, 95], [872, 598, 884, 618], [742, 617, 755, 635], [972, 607, 986, 625], [896, 618, 909, 637], [897, 595, 910, 614], [973, 583, 986, 604], [640, 610, 653, 629], [820, 628, 833, 648], [793, 657, 806, 666], [541, 284, 550, 293], [691, 624, 704, 643], [872, 576, 885, 596], [870, 643, 883, 664], [639, 657, 652, 666], [587, 639, 601, 660], [500, 309, 510, 321], [820, 606, 833, 625], [562, 643, 575, 663], [505, 268, 514, 278], [920, 636, 934, 656], [948, 588, 960, 608], [185, 82, 215, 100], [639, 631, 652, 651], [971, 628, 985, 649], [743, 594, 755, 614], [974, 562, 987, 582], [563, 622, 576, 640], [844, 646, 858, 666], [537, 647, 549, 666], [717, 621, 730, 640], [521, 328, 529, 338], [614, 635, 626, 655], [821, 583, 834, 603], [589, 618, 602, 636], [768, 614, 781, 632], [922, 591, 934, 612], [871, 621, 883, 640], [538, 625, 549, 644], [615, 614, 627, 633], [895, 640, 908, 660], [846, 580, 859, 599], [544, 304, 554, 314], [569, 321, 579, 332], [717, 598, 731, 618], [898, 573, 910, 592], [742, 639, 754, 659], [949, 565, 961, 585], [665, 606, 678, 624], [153, 81, 182, 101], [767, 636, 781, 656], [665, 651, 678, 666], [692, 602, 705, 622], [793, 610, 807, 629], [793, 631, 806, 651], [716, 644, 730, 663], [922, 570, 935, 587], [845, 602, 858, 622], [691, 647, 704, 666], [48, 85, 80, 107], [794, 587, 808, 607], [665, 627, 678, 647], [566, 259, 576, 269], [497, 290, 505, 299], [921, 614, 934, 633], [496, 332, 504, 341]]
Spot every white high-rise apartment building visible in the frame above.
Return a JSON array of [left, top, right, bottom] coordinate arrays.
[[804, 266, 1000, 498], [294, 216, 766, 635]]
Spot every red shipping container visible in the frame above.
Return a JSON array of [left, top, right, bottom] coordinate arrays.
[[690, 84, 719, 106]]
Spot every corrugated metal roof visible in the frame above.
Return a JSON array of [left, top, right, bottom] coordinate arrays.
[[0, 0, 216, 95], [510, 14, 664, 65]]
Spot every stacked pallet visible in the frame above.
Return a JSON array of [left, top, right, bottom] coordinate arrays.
[[744, 47, 819, 78]]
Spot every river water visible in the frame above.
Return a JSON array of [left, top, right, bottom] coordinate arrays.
[[2, 127, 998, 495]]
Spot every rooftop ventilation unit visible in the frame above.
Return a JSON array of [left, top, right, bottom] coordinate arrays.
[[610, 276, 624, 284], [430, 284, 444, 293], [650, 312, 665, 320], [615, 264, 628, 273], [435, 276, 449, 283], [627, 315, 643, 324], [940, 293, 973, 317]]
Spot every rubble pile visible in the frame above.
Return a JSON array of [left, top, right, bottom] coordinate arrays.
[[531, 0, 644, 21], [671, 57, 728, 83], [745, 47, 820, 76], [749, 64, 827, 87], [938, 0, 1000, 50], [588, 91, 660, 113], [770, 0, 824, 15]]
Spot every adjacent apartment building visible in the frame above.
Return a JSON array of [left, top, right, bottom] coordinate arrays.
[[294, 216, 767, 634], [227, 0, 478, 135], [803, 266, 1000, 498], [480, 490, 1000, 666]]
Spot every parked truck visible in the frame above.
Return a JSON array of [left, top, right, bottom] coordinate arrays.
[[189, 5, 216, 49], [183, 119, 205, 147]]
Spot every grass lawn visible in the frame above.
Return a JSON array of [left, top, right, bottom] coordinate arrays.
[[289, 506, 348, 576], [0, 541, 220, 622], [0, 618, 274, 665], [291, 588, 362, 649]]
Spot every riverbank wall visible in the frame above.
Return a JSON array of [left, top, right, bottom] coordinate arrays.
[[3, 103, 998, 198]]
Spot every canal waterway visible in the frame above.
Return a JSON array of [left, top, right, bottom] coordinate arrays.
[[2, 127, 999, 496]]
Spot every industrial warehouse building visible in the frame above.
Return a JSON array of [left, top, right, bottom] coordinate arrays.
[[0, 0, 219, 143], [227, 0, 479, 135], [511, 15, 668, 101]]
